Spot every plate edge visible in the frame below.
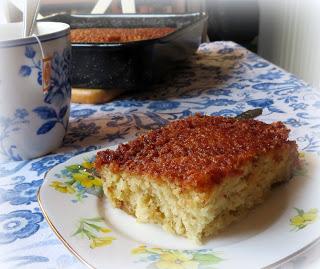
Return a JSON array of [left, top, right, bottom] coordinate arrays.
[[263, 235, 320, 269], [37, 150, 320, 269], [37, 176, 96, 269]]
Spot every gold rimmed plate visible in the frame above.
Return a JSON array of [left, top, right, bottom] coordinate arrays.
[[38, 146, 320, 269]]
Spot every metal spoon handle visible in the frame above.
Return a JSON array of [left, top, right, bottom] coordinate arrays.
[[23, 0, 41, 37]]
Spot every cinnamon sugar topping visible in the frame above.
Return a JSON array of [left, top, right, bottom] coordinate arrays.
[[95, 115, 297, 190], [70, 28, 175, 43]]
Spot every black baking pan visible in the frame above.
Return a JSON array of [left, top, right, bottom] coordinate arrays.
[[40, 13, 207, 91]]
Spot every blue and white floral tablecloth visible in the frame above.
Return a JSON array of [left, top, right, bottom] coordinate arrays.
[[1, 42, 320, 269]]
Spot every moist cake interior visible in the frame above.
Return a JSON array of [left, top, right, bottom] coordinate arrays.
[[95, 115, 298, 243]]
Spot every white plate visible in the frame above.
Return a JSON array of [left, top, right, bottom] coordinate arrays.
[[38, 146, 320, 269]]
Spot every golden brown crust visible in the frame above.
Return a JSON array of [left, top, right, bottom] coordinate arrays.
[[70, 28, 175, 43], [95, 115, 298, 191]]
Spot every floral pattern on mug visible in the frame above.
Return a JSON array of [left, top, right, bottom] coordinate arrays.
[[19, 46, 71, 136], [33, 105, 68, 135], [290, 208, 318, 230], [72, 217, 115, 249], [19, 46, 42, 85], [132, 246, 223, 269]]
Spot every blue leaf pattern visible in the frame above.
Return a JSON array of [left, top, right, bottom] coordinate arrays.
[[19, 66, 32, 77], [59, 106, 68, 119], [19, 49, 41, 83], [18, 47, 71, 137], [44, 49, 71, 106], [3, 255, 49, 267], [247, 98, 274, 108], [24, 46, 36, 59], [268, 106, 285, 113], [33, 107, 57, 120], [36, 121, 57, 135], [37, 71, 42, 85]]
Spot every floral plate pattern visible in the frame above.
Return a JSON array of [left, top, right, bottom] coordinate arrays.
[[37, 147, 320, 269]]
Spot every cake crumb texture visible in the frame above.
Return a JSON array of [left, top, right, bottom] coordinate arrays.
[[96, 115, 298, 243]]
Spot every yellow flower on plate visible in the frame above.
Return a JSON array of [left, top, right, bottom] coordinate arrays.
[[50, 181, 75, 194], [99, 227, 112, 233], [90, 236, 115, 249], [132, 245, 147, 254], [82, 161, 94, 170], [155, 251, 199, 269], [291, 215, 304, 227], [91, 178, 103, 187], [290, 208, 318, 230], [73, 173, 102, 188]]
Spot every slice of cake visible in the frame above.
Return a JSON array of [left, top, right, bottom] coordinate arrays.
[[95, 115, 298, 243]]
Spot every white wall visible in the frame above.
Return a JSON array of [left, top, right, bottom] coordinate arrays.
[[258, 0, 320, 89]]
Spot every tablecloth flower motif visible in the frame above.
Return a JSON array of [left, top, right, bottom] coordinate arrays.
[[211, 108, 242, 117], [283, 118, 308, 128], [30, 154, 70, 176], [297, 134, 320, 152], [0, 179, 42, 205], [147, 101, 181, 111], [64, 122, 101, 145], [217, 47, 234, 54], [257, 70, 284, 80], [313, 101, 320, 108], [253, 61, 269, 68], [112, 99, 146, 107], [206, 88, 231, 96], [2, 255, 49, 268], [70, 108, 97, 119], [0, 210, 43, 244], [247, 98, 274, 108], [0, 109, 29, 161], [0, 175, 27, 188], [289, 103, 309, 111]]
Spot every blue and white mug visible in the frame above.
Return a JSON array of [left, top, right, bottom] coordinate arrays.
[[0, 22, 71, 162]]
